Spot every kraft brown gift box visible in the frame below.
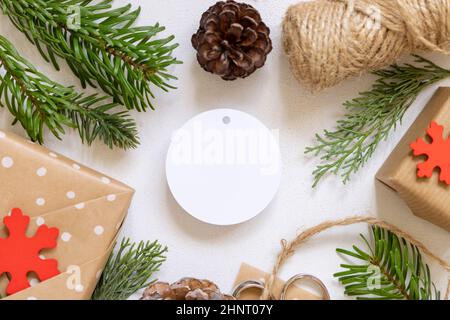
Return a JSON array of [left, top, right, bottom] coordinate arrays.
[[0, 131, 134, 299], [377, 87, 450, 232], [233, 263, 321, 300]]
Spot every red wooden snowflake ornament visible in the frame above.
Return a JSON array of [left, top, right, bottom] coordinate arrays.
[[0, 208, 60, 295], [410, 121, 450, 185]]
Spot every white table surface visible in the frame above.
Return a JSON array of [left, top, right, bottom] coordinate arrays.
[[1, 0, 449, 300]]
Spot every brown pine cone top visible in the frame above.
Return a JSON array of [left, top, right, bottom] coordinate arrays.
[[192, 0, 272, 81], [141, 278, 235, 300]]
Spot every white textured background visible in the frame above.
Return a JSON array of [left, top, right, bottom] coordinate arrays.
[[0, 0, 449, 300]]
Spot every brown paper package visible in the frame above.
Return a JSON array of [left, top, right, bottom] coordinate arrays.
[[0, 131, 134, 299], [377, 87, 450, 232], [233, 263, 321, 300]]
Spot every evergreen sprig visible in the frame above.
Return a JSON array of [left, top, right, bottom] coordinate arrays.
[[0, 35, 139, 149], [1, 0, 181, 111], [92, 238, 167, 300], [334, 226, 440, 300], [305, 55, 450, 187]]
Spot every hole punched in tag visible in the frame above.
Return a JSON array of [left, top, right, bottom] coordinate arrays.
[[222, 116, 231, 125]]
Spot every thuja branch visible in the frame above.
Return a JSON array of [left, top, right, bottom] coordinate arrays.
[[305, 55, 450, 187], [0, 35, 139, 149], [92, 238, 167, 300], [0, 0, 181, 111]]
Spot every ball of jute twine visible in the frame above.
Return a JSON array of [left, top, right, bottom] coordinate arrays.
[[261, 216, 450, 300], [283, 0, 450, 90]]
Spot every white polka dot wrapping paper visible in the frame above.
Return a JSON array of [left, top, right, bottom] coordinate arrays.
[[0, 131, 134, 300]]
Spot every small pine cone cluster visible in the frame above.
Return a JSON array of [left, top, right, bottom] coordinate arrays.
[[192, 0, 272, 80], [141, 278, 235, 300]]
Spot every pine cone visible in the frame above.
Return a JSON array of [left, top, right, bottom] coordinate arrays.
[[141, 278, 235, 300], [192, 0, 272, 80]]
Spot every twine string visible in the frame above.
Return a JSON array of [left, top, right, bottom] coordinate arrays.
[[261, 216, 450, 300]]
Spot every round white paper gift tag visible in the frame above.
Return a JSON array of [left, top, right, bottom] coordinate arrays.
[[166, 109, 281, 225]]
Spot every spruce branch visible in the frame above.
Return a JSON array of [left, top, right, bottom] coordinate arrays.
[[92, 238, 167, 300], [305, 55, 450, 187], [334, 226, 441, 300], [0, 34, 139, 149], [0, 0, 181, 112]]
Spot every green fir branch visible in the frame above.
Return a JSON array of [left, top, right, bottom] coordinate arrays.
[[92, 238, 168, 300], [334, 226, 441, 300], [0, 0, 181, 111], [305, 55, 450, 187], [0, 34, 139, 149]]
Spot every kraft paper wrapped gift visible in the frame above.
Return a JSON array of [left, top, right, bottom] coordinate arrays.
[[377, 87, 450, 232], [0, 131, 134, 299]]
